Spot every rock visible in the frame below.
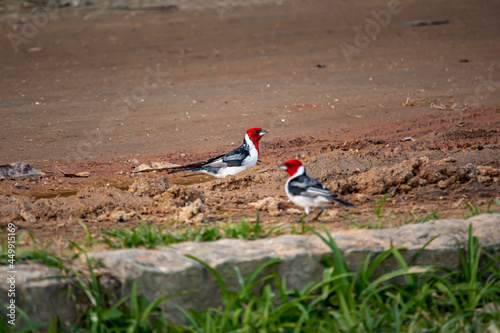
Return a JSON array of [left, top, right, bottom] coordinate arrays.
[[178, 198, 204, 223], [19, 209, 36, 223], [477, 175, 492, 185], [248, 197, 282, 217], [129, 176, 171, 197], [286, 208, 303, 214], [2, 214, 500, 327], [398, 184, 412, 193], [355, 193, 371, 203], [477, 166, 499, 177], [166, 185, 204, 203], [109, 210, 136, 222], [418, 160, 456, 184]]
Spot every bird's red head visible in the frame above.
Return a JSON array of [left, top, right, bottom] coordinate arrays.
[[245, 127, 268, 151], [278, 159, 304, 177]]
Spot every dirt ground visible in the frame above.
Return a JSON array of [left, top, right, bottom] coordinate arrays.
[[1, 0, 499, 246]]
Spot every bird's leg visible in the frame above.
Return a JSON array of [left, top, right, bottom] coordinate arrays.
[[293, 213, 306, 224], [313, 208, 325, 221], [292, 207, 311, 223]]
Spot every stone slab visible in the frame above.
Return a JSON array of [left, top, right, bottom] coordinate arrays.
[[1, 214, 499, 326]]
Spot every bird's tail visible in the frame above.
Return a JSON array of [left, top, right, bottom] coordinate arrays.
[[328, 196, 355, 207], [167, 165, 203, 174]]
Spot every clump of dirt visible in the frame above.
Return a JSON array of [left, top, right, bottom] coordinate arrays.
[[129, 176, 171, 197], [200, 175, 261, 192], [2, 145, 499, 228], [0, 179, 211, 226], [1, 127, 499, 245], [249, 197, 284, 217], [178, 198, 205, 224], [1, 0, 500, 246], [164, 185, 205, 203], [334, 157, 500, 195], [0, 186, 153, 223]]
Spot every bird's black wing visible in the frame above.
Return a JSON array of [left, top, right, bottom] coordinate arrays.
[[167, 140, 250, 173], [288, 174, 354, 207], [199, 145, 249, 167], [288, 175, 333, 197]]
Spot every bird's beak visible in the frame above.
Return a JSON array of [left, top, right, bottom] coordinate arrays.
[[259, 129, 268, 136], [278, 163, 286, 170]]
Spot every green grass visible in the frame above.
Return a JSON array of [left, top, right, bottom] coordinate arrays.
[[349, 211, 440, 229], [65, 241, 195, 332], [2, 201, 499, 331], [0, 215, 312, 269], [372, 191, 394, 219], [404, 210, 441, 224], [101, 215, 311, 249], [350, 196, 500, 230], [3, 224, 500, 332], [463, 198, 500, 218], [0, 231, 70, 269], [349, 218, 388, 229]]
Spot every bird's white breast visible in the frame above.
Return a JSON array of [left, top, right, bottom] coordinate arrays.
[[215, 136, 258, 178]]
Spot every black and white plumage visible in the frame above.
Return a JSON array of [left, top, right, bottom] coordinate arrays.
[[168, 127, 267, 178], [279, 159, 354, 219]]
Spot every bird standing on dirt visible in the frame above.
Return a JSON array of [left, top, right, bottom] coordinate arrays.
[[168, 127, 268, 178], [279, 159, 354, 220]]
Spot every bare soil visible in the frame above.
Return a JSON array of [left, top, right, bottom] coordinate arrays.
[[1, 0, 499, 246]]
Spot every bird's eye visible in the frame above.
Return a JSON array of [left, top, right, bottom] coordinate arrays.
[[253, 130, 257, 134]]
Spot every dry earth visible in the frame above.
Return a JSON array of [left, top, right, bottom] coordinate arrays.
[[0, 0, 499, 246]]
